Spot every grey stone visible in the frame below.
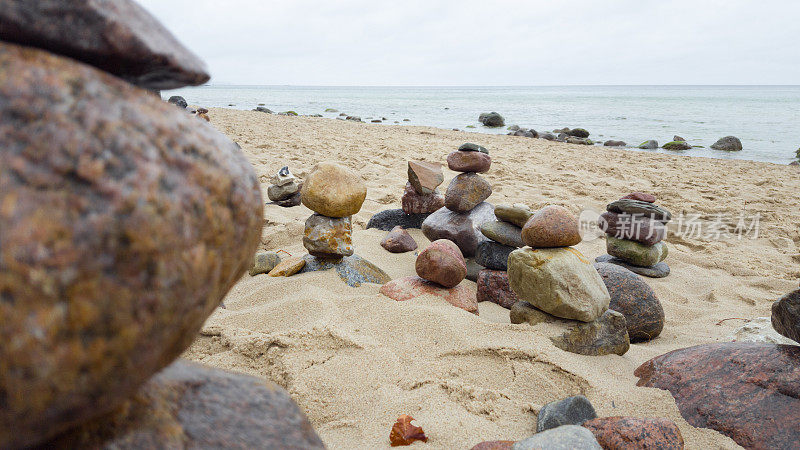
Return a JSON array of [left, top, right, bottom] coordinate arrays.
[[481, 221, 524, 248], [366, 209, 430, 231], [638, 140, 659, 149], [421, 202, 496, 257], [606, 199, 672, 223], [710, 136, 743, 151], [594, 254, 670, 278], [537, 396, 598, 433], [250, 251, 281, 276], [475, 241, 515, 271], [514, 425, 601, 450], [494, 204, 534, 228], [168, 96, 187, 109], [300, 254, 391, 287]]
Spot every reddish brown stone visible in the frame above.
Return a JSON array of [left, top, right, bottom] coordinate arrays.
[[635, 343, 800, 449], [470, 441, 515, 450], [381, 226, 418, 253], [594, 262, 664, 342], [521, 205, 581, 248], [598, 211, 666, 246], [444, 173, 492, 213], [415, 239, 467, 288], [380, 276, 479, 314], [582, 417, 684, 450], [43, 360, 325, 449], [771, 288, 800, 343], [0, 43, 262, 448], [402, 182, 444, 214], [621, 192, 656, 203], [477, 270, 518, 309], [408, 160, 443, 194], [447, 150, 491, 173], [0, 0, 209, 90]]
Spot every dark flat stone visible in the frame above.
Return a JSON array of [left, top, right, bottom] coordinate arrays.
[[300, 254, 391, 287], [537, 395, 598, 432], [475, 241, 515, 271], [595, 254, 670, 278], [366, 209, 430, 231], [606, 199, 672, 223], [772, 288, 800, 343]]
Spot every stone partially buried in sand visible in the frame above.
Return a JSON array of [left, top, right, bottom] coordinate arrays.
[[301, 161, 366, 217], [268, 257, 307, 277], [367, 209, 430, 231], [477, 270, 518, 309], [381, 226, 418, 253], [445, 173, 492, 213], [300, 255, 391, 287], [447, 150, 492, 173], [551, 310, 630, 356], [0, 0, 210, 90], [594, 262, 664, 342], [303, 214, 354, 257], [408, 160, 444, 194], [537, 395, 597, 432], [422, 202, 496, 257], [43, 360, 325, 449], [416, 240, 467, 288], [521, 205, 581, 248], [250, 251, 281, 276], [582, 417, 684, 450], [507, 247, 610, 322], [0, 43, 263, 449], [514, 425, 601, 450], [380, 276, 478, 314], [510, 301, 559, 326]]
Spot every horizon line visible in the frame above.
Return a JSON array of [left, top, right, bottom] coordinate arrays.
[[193, 83, 800, 88]]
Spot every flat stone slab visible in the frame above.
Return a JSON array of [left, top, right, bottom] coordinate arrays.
[[595, 254, 670, 278], [366, 209, 430, 231], [300, 254, 391, 287]]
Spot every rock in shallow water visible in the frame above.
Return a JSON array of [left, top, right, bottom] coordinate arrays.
[[380, 226, 418, 253], [582, 417, 684, 450], [422, 202, 496, 257], [551, 310, 631, 356], [537, 395, 598, 432], [0, 42, 263, 449], [380, 276, 478, 314], [301, 161, 366, 217], [635, 342, 800, 449], [415, 240, 467, 288], [445, 172, 493, 213], [710, 135, 743, 151], [772, 288, 800, 343], [367, 209, 430, 231], [594, 262, 664, 342], [0, 0, 210, 90]]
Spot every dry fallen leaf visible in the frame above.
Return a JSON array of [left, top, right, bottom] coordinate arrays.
[[390, 414, 428, 446]]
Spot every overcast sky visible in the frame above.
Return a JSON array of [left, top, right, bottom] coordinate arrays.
[[138, 0, 800, 86]]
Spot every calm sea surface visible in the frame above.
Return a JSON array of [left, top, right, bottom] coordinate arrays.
[[164, 85, 800, 164]]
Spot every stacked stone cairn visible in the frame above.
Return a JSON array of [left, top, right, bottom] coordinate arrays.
[[595, 192, 672, 278], [421, 143, 496, 258], [267, 166, 302, 207], [0, 1, 323, 448], [366, 160, 443, 230], [474, 204, 533, 309], [507, 206, 630, 356]]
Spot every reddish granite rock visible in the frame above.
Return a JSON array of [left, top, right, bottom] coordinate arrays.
[[416, 239, 467, 288], [771, 288, 800, 343], [380, 276, 479, 314], [582, 417, 684, 450], [43, 360, 325, 449], [445, 173, 493, 213], [0, 43, 262, 449], [402, 182, 444, 214], [422, 202, 496, 257], [594, 263, 664, 342], [477, 270, 518, 309], [598, 211, 666, 246], [381, 226, 418, 253], [521, 205, 581, 248], [470, 441, 515, 450], [635, 343, 800, 449], [0, 0, 209, 90], [408, 160, 444, 194], [621, 192, 656, 203], [447, 150, 492, 173]]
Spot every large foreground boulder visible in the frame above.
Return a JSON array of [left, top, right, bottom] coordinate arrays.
[[635, 343, 800, 449], [43, 360, 325, 449], [422, 202, 496, 257], [0, 42, 263, 448], [0, 0, 210, 90]]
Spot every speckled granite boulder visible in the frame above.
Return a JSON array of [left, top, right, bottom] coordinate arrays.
[[0, 0, 209, 90], [594, 263, 664, 342], [635, 343, 800, 449], [582, 417, 684, 450], [0, 43, 262, 449], [477, 270, 518, 309], [42, 360, 324, 449]]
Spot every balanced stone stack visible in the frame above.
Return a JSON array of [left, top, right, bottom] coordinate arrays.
[[268, 166, 302, 207], [366, 161, 443, 230], [474, 204, 533, 309], [0, 1, 323, 448], [595, 192, 672, 278], [507, 206, 630, 356], [422, 143, 496, 257]]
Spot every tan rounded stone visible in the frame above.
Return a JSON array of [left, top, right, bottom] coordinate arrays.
[[301, 161, 366, 217]]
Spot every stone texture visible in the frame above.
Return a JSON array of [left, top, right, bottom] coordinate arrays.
[[408, 160, 444, 194], [494, 204, 534, 227], [445, 173, 493, 213], [566, 128, 590, 138], [477, 270, 518, 309], [607, 199, 672, 223], [603, 140, 626, 147], [598, 211, 666, 246], [662, 141, 692, 150], [771, 288, 800, 343], [638, 140, 658, 149], [471, 441, 515, 450], [481, 221, 525, 248], [508, 248, 610, 322], [268, 257, 307, 277], [594, 254, 670, 278], [621, 192, 656, 203], [268, 181, 301, 202], [514, 425, 601, 450], [475, 241, 515, 271], [479, 112, 505, 127], [466, 258, 484, 282], [582, 417, 684, 450], [300, 255, 391, 287], [402, 182, 445, 214], [447, 150, 492, 173], [551, 310, 630, 356], [250, 251, 282, 276], [510, 301, 559, 326], [301, 161, 366, 217], [168, 95, 187, 108], [594, 263, 664, 342], [521, 205, 581, 248], [422, 202, 496, 257], [367, 209, 430, 231], [416, 240, 467, 288], [710, 136, 743, 151], [380, 276, 479, 314], [0, 0, 210, 90], [381, 226, 418, 253], [303, 214, 354, 257], [0, 43, 262, 449], [42, 360, 324, 449], [276, 189, 303, 207], [537, 395, 598, 432], [606, 237, 668, 268], [635, 342, 800, 449], [459, 142, 490, 154]]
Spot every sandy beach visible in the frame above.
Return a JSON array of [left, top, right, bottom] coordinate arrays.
[[184, 108, 800, 449]]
